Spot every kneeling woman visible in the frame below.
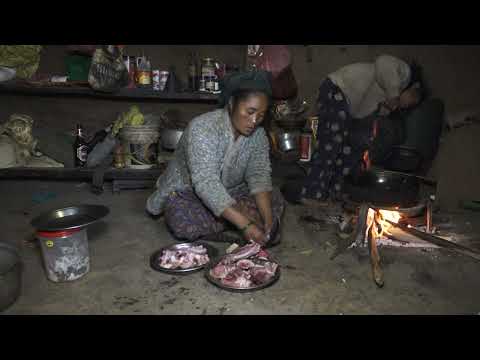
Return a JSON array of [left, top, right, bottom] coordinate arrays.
[[146, 71, 285, 246]]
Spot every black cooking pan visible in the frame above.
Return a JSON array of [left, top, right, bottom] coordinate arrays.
[[344, 169, 436, 208]]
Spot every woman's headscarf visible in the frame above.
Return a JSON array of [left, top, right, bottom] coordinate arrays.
[[218, 70, 273, 107]]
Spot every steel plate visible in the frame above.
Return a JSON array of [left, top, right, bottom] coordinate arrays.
[[31, 205, 109, 231], [150, 242, 218, 275], [204, 257, 281, 293]]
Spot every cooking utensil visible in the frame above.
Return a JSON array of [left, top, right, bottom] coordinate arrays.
[[344, 169, 421, 208], [204, 256, 281, 293], [150, 242, 218, 275], [277, 132, 298, 152], [161, 129, 184, 150], [31, 205, 109, 231]]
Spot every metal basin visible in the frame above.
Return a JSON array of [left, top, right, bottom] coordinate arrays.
[[31, 205, 109, 231], [0, 243, 21, 312], [161, 129, 184, 150]]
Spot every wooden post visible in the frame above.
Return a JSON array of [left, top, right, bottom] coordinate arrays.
[[368, 221, 384, 288]]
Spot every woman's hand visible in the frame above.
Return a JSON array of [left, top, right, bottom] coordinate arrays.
[[243, 223, 267, 245]]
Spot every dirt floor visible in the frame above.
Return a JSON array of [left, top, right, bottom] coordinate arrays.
[[1, 177, 480, 315]]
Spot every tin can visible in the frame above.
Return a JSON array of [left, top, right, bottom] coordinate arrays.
[[299, 131, 312, 162], [307, 116, 319, 147], [152, 70, 160, 91]]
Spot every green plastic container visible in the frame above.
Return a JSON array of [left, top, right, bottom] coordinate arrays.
[[66, 55, 92, 81]]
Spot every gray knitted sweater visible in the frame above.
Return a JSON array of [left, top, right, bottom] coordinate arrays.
[[146, 108, 272, 217]]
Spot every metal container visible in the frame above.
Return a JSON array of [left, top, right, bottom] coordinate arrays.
[[36, 228, 90, 282], [150, 242, 219, 275], [299, 131, 312, 162], [344, 169, 422, 209], [277, 132, 298, 152], [31, 205, 109, 232], [161, 129, 184, 150], [204, 258, 281, 293], [0, 242, 21, 312]]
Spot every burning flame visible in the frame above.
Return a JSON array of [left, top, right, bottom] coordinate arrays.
[[366, 208, 402, 240]]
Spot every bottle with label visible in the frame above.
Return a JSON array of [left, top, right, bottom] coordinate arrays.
[[136, 54, 152, 88], [187, 52, 197, 92], [74, 124, 88, 167]]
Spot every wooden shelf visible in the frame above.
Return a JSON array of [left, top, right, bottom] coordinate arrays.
[[0, 80, 219, 103], [0, 166, 166, 181]]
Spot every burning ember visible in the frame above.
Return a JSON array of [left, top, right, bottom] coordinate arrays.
[[366, 209, 402, 240]]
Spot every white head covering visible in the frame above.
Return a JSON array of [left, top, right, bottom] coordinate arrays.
[[374, 54, 411, 99]]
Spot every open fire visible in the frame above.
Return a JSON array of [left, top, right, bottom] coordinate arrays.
[[366, 208, 402, 240]]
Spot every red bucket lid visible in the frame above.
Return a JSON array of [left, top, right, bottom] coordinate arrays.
[[36, 228, 82, 238]]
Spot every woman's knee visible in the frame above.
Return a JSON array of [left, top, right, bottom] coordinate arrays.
[[163, 191, 217, 241], [164, 207, 199, 241]]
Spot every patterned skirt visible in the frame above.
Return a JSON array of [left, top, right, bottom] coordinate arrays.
[[301, 78, 364, 201], [164, 187, 285, 242]]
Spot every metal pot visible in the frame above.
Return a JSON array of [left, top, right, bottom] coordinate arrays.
[[0, 242, 21, 312], [161, 129, 184, 150], [277, 132, 298, 152]]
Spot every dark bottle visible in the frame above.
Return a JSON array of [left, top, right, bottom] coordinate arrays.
[[74, 124, 88, 167], [187, 52, 197, 91]]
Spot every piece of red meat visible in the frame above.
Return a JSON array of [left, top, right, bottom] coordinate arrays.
[[224, 242, 261, 263], [221, 268, 252, 288], [210, 263, 236, 279], [256, 249, 270, 260], [250, 262, 278, 285], [236, 259, 255, 270]]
